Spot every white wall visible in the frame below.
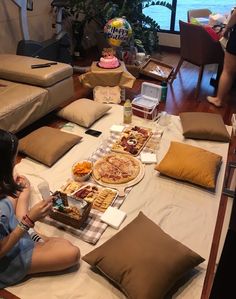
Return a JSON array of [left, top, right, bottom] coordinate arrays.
[[0, 0, 54, 54], [0, 0, 180, 55]]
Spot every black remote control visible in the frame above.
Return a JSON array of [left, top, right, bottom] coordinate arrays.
[[31, 63, 51, 69], [31, 62, 58, 69]]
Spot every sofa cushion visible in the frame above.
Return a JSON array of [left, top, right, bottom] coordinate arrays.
[[0, 54, 73, 87], [155, 141, 222, 189], [83, 212, 204, 299], [57, 98, 111, 128], [180, 112, 230, 142], [0, 79, 48, 133], [18, 126, 81, 166]]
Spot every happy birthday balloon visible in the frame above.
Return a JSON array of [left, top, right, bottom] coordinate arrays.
[[104, 17, 132, 47]]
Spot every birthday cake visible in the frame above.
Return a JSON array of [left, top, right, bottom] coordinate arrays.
[[98, 48, 120, 69]]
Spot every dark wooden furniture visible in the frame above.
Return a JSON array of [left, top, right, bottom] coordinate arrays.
[[170, 20, 224, 99], [209, 162, 236, 299]]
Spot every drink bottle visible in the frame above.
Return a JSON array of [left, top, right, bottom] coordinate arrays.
[[123, 99, 132, 124], [161, 81, 168, 102]]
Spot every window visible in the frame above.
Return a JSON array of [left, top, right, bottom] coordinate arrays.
[[143, 0, 235, 32]]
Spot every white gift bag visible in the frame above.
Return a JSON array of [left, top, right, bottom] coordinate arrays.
[[93, 86, 121, 104]]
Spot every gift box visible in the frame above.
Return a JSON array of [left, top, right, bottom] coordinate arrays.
[[231, 113, 236, 136], [132, 82, 161, 120]]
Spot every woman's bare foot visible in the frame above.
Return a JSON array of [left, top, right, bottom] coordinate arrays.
[[207, 96, 222, 107]]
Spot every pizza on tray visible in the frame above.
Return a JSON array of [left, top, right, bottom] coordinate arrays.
[[111, 125, 152, 156], [93, 153, 141, 184]]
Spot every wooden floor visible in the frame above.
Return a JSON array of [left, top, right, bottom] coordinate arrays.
[[2, 48, 236, 299]]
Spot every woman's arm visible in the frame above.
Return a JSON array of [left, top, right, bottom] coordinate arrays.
[[15, 175, 31, 220], [226, 9, 236, 30]]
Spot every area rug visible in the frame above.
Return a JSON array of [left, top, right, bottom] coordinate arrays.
[[8, 105, 232, 299]]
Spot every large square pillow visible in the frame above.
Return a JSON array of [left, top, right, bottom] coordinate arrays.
[[155, 141, 222, 189], [180, 112, 230, 142], [18, 126, 81, 166], [57, 98, 111, 128], [83, 212, 204, 299]]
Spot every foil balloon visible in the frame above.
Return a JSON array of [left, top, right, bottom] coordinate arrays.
[[104, 17, 132, 47]]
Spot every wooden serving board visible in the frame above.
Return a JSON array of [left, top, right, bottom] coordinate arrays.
[[111, 127, 152, 157], [92, 160, 145, 197]]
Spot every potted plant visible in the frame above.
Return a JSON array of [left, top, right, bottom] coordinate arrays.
[[67, 0, 173, 55]]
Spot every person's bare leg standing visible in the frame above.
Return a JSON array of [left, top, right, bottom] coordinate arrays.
[[207, 8, 236, 107], [208, 51, 236, 107]]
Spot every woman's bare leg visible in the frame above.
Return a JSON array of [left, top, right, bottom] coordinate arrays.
[[207, 52, 236, 107], [217, 52, 236, 101], [28, 238, 80, 273]]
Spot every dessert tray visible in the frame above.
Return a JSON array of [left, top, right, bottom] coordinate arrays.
[[111, 125, 152, 156]]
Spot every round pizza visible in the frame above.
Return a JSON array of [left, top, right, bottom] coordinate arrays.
[[93, 153, 141, 184]]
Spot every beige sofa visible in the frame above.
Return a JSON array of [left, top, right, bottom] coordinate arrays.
[[0, 54, 74, 133]]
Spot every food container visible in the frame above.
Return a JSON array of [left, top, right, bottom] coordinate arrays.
[[49, 191, 92, 229], [132, 82, 161, 120], [139, 58, 174, 81], [72, 160, 93, 182], [72, 183, 118, 212], [59, 180, 83, 195]]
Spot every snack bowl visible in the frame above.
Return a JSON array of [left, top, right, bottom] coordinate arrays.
[[72, 160, 93, 182]]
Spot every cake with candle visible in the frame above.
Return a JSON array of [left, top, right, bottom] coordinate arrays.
[[98, 48, 120, 69]]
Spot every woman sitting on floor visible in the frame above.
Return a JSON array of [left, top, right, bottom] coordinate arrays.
[[0, 129, 80, 288]]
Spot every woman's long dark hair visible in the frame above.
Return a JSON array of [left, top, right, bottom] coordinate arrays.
[[0, 129, 23, 198]]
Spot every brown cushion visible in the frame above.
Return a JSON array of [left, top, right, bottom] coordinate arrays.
[[19, 127, 81, 166], [57, 98, 111, 128], [155, 141, 222, 189], [180, 112, 230, 142], [83, 212, 204, 299]]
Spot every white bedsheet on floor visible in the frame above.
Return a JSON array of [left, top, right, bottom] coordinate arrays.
[[7, 105, 231, 299]]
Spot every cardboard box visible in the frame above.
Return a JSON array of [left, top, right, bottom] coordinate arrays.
[[139, 58, 173, 81], [132, 82, 161, 120], [126, 64, 141, 78], [231, 113, 236, 136]]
